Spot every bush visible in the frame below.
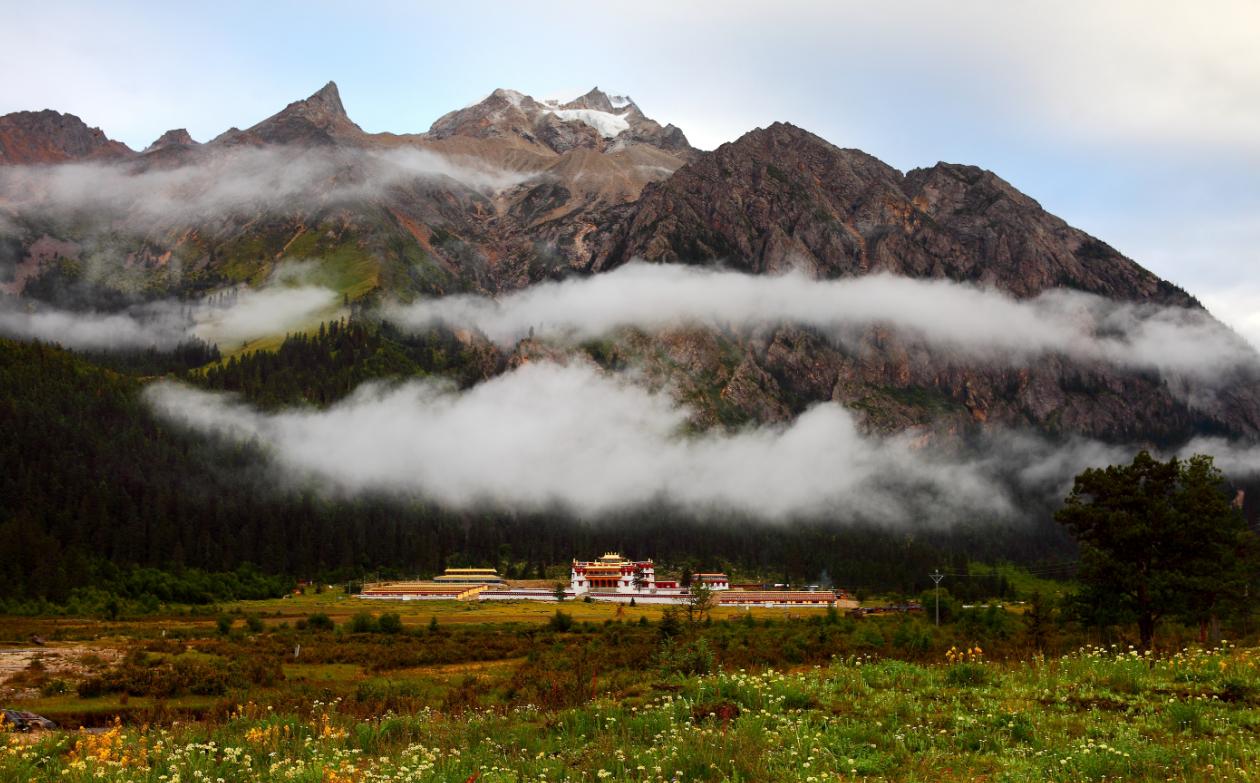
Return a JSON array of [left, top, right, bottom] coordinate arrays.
[[39, 678, 70, 697], [892, 620, 933, 655], [348, 612, 378, 634], [658, 636, 715, 675], [77, 654, 246, 698], [306, 613, 334, 632], [658, 607, 683, 639], [548, 610, 574, 632], [854, 625, 886, 649], [216, 615, 233, 635], [244, 614, 265, 633], [919, 588, 960, 624], [377, 613, 403, 634]]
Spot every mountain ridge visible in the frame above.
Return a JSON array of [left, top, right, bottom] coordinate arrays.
[[0, 81, 1254, 448]]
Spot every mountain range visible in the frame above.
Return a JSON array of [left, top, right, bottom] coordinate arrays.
[[2, 80, 1258, 451]]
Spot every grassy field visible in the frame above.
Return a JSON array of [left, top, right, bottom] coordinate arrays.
[[3, 644, 1257, 782], [219, 590, 828, 626], [3, 590, 1257, 781]]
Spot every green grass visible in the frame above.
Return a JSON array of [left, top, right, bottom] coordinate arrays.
[[5, 645, 1257, 781], [214, 587, 832, 626], [967, 561, 1076, 602]]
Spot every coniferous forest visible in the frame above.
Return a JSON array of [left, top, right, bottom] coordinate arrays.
[[0, 323, 1071, 608]]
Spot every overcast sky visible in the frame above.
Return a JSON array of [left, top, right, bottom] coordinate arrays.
[[3, 0, 1257, 343]]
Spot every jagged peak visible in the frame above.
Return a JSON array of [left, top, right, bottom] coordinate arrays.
[[232, 80, 363, 145], [0, 109, 134, 164], [290, 80, 347, 119], [563, 88, 614, 113], [146, 128, 197, 150]]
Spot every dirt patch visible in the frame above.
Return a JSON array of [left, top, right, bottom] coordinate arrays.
[[0, 645, 121, 700]]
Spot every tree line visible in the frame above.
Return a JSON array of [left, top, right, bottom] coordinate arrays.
[[0, 333, 1070, 607]]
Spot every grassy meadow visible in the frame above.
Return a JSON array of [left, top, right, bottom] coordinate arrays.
[[2, 590, 1258, 782]]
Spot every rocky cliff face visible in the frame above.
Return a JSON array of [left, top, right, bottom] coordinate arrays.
[[1, 85, 1256, 447], [579, 123, 1192, 305], [0, 110, 133, 165]]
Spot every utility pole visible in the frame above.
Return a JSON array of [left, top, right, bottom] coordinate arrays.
[[930, 570, 945, 626]]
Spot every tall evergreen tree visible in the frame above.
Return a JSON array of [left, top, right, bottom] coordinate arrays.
[[1056, 451, 1258, 649]]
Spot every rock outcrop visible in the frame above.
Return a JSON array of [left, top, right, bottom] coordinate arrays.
[[0, 110, 133, 165]]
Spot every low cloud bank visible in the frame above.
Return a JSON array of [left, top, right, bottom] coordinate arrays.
[[145, 361, 1145, 523], [0, 282, 339, 351], [0, 146, 534, 233], [384, 263, 1257, 381]]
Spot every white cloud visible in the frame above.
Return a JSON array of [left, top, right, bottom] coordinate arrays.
[[0, 280, 339, 352], [190, 285, 340, 349], [384, 262, 1258, 381], [148, 357, 1254, 523], [0, 146, 534, 234], [0, 298, 191, 352], [145, 360, 1123, 522]]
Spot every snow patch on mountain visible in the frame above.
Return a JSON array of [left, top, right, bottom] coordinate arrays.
[[547, 108, 630, 138]]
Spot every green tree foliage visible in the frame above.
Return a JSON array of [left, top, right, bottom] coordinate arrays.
[[348, 611, 378, 633], [0, 333, 1079, 606], [548, 609, 574, 632], [82, 338, 220, 376], [377, 612, 403, 634], [686, 582, 716, 624], [197, 319, 498, 408], [1055, 451, 1259, 649], [306, 613, 334, 632]]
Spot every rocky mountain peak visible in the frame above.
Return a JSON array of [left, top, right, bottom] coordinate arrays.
[[428, 87, 690, 155], [146, 128, 197, 151], [305, 81, 347, 117], [558, 88, 637, 115], [0, 109, 133, 165], [232, 80, 364, 146]]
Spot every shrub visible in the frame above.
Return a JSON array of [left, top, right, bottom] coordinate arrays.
[[548, 610, 574, 632], [348, 612, 378, 634], [892, 620, 933, 655], [659, 636, 715, 675], [77, 654, 246, 698], [245, 614, 265, 633], [39, 678, 70, 696], [658, 607, 683, 639], [306, 613, 334, 632], [377, 613, 403, 634], [216, 615, 233, 635]]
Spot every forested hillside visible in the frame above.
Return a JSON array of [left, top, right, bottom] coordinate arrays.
[[0, 332, 1070, 605]]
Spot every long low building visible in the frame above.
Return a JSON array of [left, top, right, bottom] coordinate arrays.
[[432, 568, 504, 585], [359, 583, 487, 601], [718, 591, 858, 608], [479, 588, 572, 601]]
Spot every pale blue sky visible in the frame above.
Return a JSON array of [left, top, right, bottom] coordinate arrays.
[[3, 0, 1258, 341]]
